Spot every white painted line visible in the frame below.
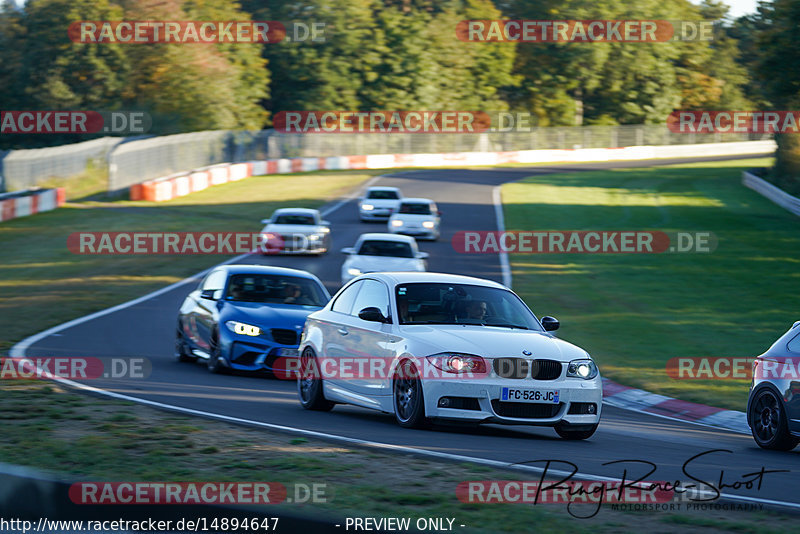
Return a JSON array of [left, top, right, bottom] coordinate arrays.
[[38, 373, 800, 512], [492, 185, 512, 288]]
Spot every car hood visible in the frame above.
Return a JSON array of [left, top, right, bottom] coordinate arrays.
[[222, 301, 319, 327], [346, 255, 422, 272], [263, 224, 326, 234], [399, 325, 590, 362]]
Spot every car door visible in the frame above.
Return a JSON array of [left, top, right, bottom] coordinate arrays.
[[320, 280, 364, 388], [195, 269, 227, 351], [338, 278, 394, 397]]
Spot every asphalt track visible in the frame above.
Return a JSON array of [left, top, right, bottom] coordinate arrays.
[[17, 154, 800, 511]]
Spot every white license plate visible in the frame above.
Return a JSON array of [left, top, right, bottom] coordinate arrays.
[[501, 388, 559, 403], [277, 348, 298, 357]]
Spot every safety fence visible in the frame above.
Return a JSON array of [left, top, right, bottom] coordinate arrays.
[[0, 125, 772, 194]]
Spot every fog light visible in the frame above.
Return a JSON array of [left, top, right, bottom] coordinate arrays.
[[588, 404, 596, 414], [438, 398, 450, 407]]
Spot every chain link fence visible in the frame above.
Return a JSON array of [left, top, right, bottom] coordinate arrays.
[[2, 125, 773, 193], [1, 137, 123, 192]]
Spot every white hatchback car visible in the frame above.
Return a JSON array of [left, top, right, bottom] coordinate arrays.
[[388, 198, 441, 240], [260, 208, 331, 255], [358, 186, 403, 222], [340, 233, 428, 286], [297, 272, 602, 440]]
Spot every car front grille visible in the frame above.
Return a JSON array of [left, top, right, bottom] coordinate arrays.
[[493, 358, 529, 379], [530, 359, 562, 380], [271, 328, 298, 345], [491, 400, 562, 419]]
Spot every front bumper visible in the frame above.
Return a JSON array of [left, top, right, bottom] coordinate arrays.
[[389, 226, 437, 239], [225, 339, 299, 375], [422, 377, 602, 426], [360, 207, 394, 220]]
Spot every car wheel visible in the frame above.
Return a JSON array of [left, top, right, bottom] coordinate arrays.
[[393, 359, 430, 429], [175, 326, 197, 363], [555, 422, 598, 440], [750, 388, 799, 450], [298, 348, 334, 411], [207, 332, 229, 374]]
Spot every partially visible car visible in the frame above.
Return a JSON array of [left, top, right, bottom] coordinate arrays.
[[388, 198, 441, 240], [747, 321, 800, 450], [358, 186, 403, 221], [340, 233, 427, 286], [260, 208, 331, 255], [296, 272, 602, 439], [176, 265, 331, 375]]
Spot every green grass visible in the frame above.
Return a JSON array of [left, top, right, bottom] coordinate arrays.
[[503, 157, 800, 410], [3, 380, 795, 533], [0, 170, 374, 353]]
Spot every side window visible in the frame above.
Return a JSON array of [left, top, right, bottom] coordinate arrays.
[[351, 279, 391, 320], [202, 270, 226, 291], [332, 281, 363, 315], [788, 333, 800, 354]]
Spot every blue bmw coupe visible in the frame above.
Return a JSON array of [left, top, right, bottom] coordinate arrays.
[[176, 264, 330, 375]]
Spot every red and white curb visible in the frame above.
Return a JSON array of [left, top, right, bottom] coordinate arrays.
[[602, 378, 750, 434]]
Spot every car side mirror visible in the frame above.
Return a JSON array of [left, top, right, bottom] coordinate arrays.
[[541, 316, 559, 331], [341, 247, 355, 254], [358, 307, 388, 323], [200, 289, 218, 300], [416, 251, 429, 259], [260, 219, 270, 224]]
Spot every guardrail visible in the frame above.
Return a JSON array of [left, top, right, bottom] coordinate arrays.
[[131, 140, 777, 202], [742, 170, 800, 217], [1, 126, 773, 194]]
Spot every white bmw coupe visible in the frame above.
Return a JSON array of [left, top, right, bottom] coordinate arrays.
[[296, 272, 602, 439]]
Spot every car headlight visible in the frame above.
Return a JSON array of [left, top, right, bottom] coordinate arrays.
[[347, 267, 362, 276], [422, 221, 435, 229], [566, 359, 598, 380], [391, 220, 403, 227], [426, 353, 487, 374], [361, 204, 374, 211], [225, 320, 261, 337], [308, 234, 322, 241]]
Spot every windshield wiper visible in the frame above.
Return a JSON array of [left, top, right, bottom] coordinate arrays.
[[482, 323, 530, 330]]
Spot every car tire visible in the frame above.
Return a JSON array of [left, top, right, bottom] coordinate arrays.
[[749, 388, 799, 450], [554, 422, 598, 440], [298, 348, 335, 411], [175, 326, 197, 363], [393, 359, 430, 429], [207, 332, 229, 374]]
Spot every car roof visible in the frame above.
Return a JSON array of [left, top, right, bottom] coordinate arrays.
[[398, 197, 434, 204], [366, 186, 401, 192], [222, 264, 322, 281], [271, 208, 319, 216], [361, 271, 507, 289], [355, 232, 417, 244]]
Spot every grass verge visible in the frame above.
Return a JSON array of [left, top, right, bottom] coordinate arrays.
[[502, 157, 799, 410], [1, 379, 795, 533]]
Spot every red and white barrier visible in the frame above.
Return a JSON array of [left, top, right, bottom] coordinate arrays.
[[0, 188, 66, 222], [126, 140, 776, 203]]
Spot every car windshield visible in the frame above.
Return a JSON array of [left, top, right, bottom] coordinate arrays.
[[398, 203, 431, 215], [272, 214, 316, 225], [225, 274, 327, 307], [367, 190, 399, 200], [395, 283, 542, 330], [357, 240, 414, 258]]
